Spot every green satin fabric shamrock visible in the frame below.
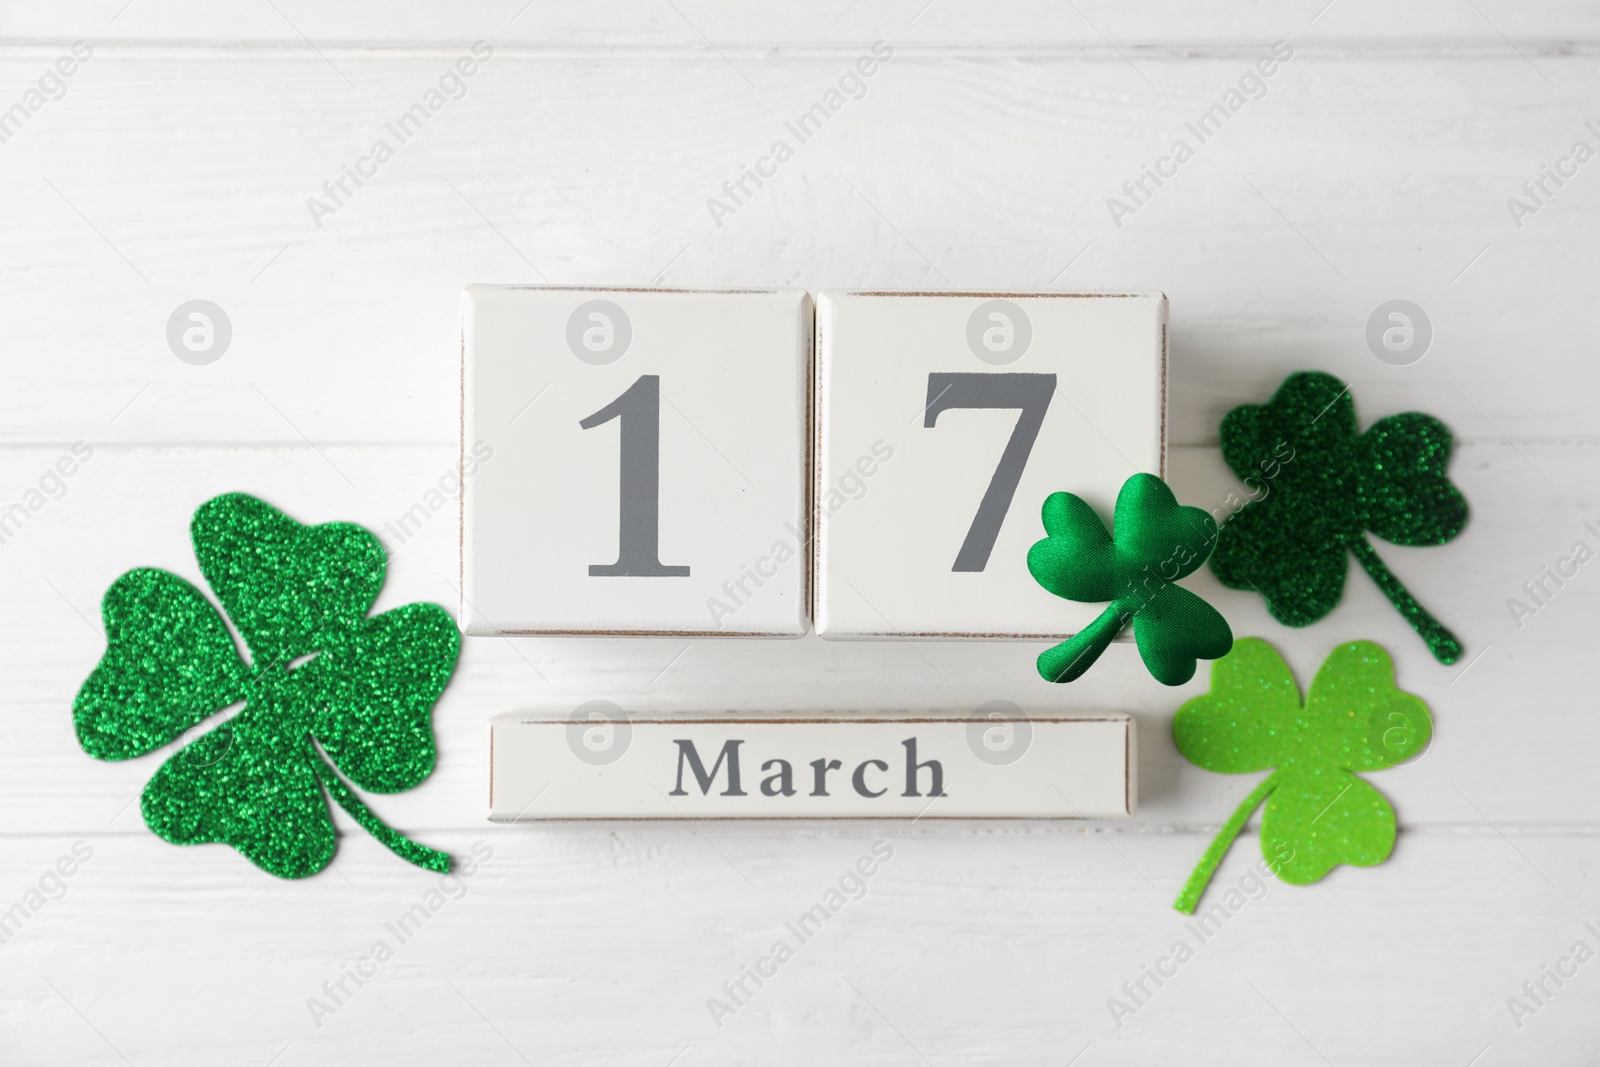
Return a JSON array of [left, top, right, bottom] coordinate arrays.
[[1027, 473, 1233, 685], [1209, 371, 1468, 664], [1172, 637, 1430, 914], [73, 493, 459, 879]]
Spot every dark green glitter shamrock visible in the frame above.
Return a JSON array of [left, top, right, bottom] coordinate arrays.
[[1027, 472, 1233, 685], [1209, 371, 1468, 664], [73, 493, 459, 878], [1172, 638, 1431, 914]]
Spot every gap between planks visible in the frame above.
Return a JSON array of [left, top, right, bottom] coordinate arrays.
[[1, 41, 1600, 60], [10, 824, 1600, 839]]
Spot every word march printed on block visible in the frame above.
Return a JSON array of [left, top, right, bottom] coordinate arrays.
[[460, 286, 1165, 638], [490, 711, 1135, 819]]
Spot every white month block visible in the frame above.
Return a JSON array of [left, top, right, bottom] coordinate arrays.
[[814, 290, 1167, 639], [462, 286, 811, 636], [490, 710, 1135, 819]]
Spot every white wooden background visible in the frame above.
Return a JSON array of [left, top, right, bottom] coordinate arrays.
[[3, 2, 1598, 1063]]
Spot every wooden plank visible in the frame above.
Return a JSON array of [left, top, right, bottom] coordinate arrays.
[[0, 52, 1594, 445], [0, 828, 1592, 1064], [7, 1, 1600, 47]]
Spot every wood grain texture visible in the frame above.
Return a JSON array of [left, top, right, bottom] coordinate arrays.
[[2, 5, 1599, 1064], [0, 831, 1595, 1066], [8, 0, 1600, 46], [0, 49, 1596, 446]]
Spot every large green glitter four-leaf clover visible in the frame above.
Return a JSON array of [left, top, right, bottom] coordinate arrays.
[[1028, 473, 1233, 686], [1210, 371, 1468, 663], [1172, 637, 1430, 914], [73, 493, 459, 879]]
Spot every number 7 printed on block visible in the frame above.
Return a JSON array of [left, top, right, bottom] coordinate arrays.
[[924, 372, 1056, 572]]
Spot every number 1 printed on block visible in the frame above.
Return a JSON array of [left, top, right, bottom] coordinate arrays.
[[580, 374, 691, 578]]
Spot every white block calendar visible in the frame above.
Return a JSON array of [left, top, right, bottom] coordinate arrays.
[[814, 290, 1167, 639], [461, 286, 811, 636]]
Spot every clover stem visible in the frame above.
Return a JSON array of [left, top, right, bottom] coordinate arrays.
[[306, 740, 452, 874], [1349, 536, 1463, 665], [1037, 602, 1131, 684], [1173, 771, 1280, 915]]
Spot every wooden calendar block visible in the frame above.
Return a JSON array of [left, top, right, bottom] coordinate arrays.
[[461, 286, 811, 636], [814, 290, 1167, 639], [490, 710, 1135, 819]]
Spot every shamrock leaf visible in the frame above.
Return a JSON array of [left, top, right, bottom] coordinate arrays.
[[1210, 371, 1468, 664], [1171, 637, 1430, 914], [1027, 473, 1233, 685], [73, 493, 459, 879]]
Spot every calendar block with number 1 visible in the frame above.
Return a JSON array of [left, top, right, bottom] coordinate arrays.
[[461, 286, 811, 636]]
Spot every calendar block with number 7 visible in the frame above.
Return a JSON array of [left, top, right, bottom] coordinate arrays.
[[461, 286, 811, 636], [814, 290, 1167, 639]]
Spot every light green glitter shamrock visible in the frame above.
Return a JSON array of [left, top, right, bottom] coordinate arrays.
[[1172, 637, 1431, 914], [73, 493, 459, 878]]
